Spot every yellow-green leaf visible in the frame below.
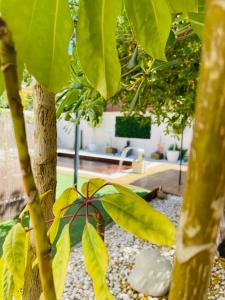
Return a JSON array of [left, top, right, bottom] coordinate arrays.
[[82, 223, 114, 300], [188, 0, 205, 40], [124, 0, 172, 61], [1, 262, 14, 300], [102, 183, 176, 246], [48, 216, 61, 244], [81, 178, 107, 198], [77, 0, 121, 99], [2, 223, 26, 290], [0, 258, 4, 298], [48, 188, 77, 243], [53, 224, 70, 300], [53, 188, 78, 217], [0, 0, 73, 92], [166, 0, 198, 13]]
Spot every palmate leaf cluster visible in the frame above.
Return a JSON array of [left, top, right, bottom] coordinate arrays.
[[0, 178, 176, 300]]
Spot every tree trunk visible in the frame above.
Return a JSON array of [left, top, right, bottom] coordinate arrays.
[[169, 1, 225, 300], [0, 18, 57, 300], [23, 83, 57, 300], [33, 82, 57, 220]]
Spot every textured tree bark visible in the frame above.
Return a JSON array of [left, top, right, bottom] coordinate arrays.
[[23, 83, 57, 300], [33, 82, 56, 221], [169, 1, 225, 299], [0, 18, 57, 300]]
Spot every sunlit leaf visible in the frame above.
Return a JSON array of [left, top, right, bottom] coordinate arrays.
[[24, 232, 29, 269], [53, 188, 77, 217], [2, 223, 26, 290], [124, 0, 172, 61], [102, 183, 176, 246], [188, 0, 205, 39], [48, 216, 61, 244], [77, 0, 121, 99], [1, 261, 14, 300], [49, 188, 77, 243], [166, 0, 198, 13], [82, 223, 113, 300], [53, 224, 70, 300], [0, 0, 73, 92], [81, 178, 107, 198]]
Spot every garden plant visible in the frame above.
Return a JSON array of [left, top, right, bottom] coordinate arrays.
[[1, 178, 175, 299]]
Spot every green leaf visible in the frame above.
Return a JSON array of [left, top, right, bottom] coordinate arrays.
[[82, 223, 113, 300], [166, 0, 198, 13], [2, 223, 26, 290], [188, 0, 205, 39], [56, 89, 79, 118], [0, 258, 4, 298], [1, 260, 14, 300], [102, 183, 176, 246], [124, 0, 172, 61], [77, 0, 121, 99], [53, 224, 70, 300], [53, 188, 78, 217], [48, 216, 61, 244], [0, 0, 73, 92], [48, 188, 77, 243], [81, 178, 107, 198]]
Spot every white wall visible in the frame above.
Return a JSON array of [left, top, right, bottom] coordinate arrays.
[[57, 112, 193, 157]]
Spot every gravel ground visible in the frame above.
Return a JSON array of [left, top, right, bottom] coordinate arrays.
[[63, 195, 225, 300]]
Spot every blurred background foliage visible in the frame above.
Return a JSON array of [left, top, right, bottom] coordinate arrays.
[[0, 1, 201, 134]]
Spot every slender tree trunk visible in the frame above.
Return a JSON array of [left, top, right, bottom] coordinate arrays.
[[23, 83, 57, 300], [169, 1, 225, 299], [0, 18, 57, 300], [33, 82, 56, 221]]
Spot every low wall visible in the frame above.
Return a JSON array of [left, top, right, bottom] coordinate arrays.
[[57, 112, 193, 157]]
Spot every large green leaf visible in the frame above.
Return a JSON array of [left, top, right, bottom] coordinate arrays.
[[82, 223, 113, 300], [77, 0, 121, 99], [53, 224, 70, 300], [0, 0, 73, 92], [53, 188, 78, 217], [166, 0, 198, 13], [124, 0, 172, 61], [102, 183, 176, 246], [81, 178, 107, 198], [2, 223, 26, 290], [1, 263, 14, 300], [48, 188, 77, 243], [48, 216, 61, 244], [188, 0, 205, 39]]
